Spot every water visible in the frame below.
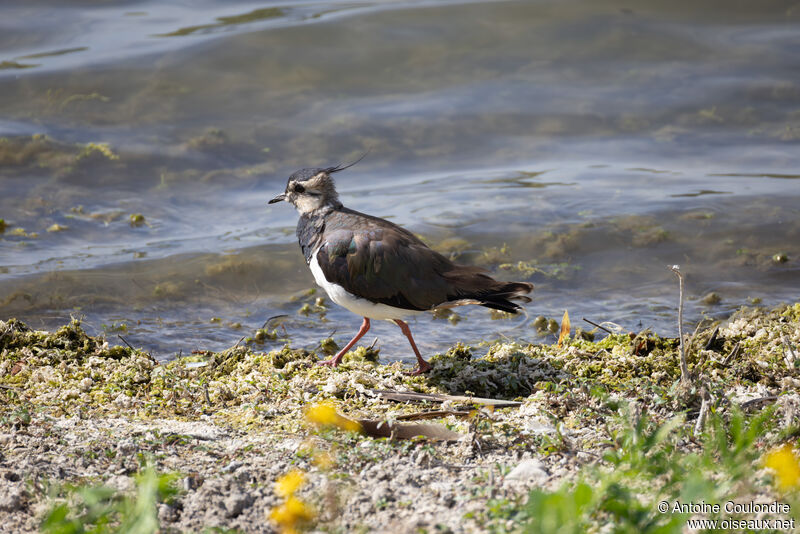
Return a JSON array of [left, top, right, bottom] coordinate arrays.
[[1, 0, 799, 363]]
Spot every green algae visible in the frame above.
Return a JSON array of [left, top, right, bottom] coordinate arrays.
[[46, 223, 68, 233], [431, 236, 471, 259], [252, 328, 279, 344], [75, 142, 119, 162], [432, 307, 462, 324], [318, 337, 339, 355], [498, 259, 583, 280], [157, 7, 285, 37], [1, 302, 798, 430], [0, 135, 123, 180], [479, 243, 511, 265], [6, 227, 37, 238], [0, 60, 38, 69], [129, 213, 146, 227]]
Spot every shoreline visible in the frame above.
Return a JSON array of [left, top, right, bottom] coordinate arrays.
[[2, 303, 799, 532]]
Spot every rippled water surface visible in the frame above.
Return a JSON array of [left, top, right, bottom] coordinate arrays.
[[1, 0, 799, 362]]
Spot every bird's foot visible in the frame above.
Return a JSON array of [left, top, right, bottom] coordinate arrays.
[[403, 360, 432, 376], [317, 357, 343, 367]]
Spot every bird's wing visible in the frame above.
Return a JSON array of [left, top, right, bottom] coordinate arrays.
[[315, 216, 459, 311]]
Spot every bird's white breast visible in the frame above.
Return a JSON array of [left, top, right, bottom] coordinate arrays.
[[309, 249, 421, 321]]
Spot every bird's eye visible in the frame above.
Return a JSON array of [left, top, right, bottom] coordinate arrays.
[[294, 184, 305, 193]]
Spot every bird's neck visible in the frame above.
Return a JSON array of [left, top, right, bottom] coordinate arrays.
[[294, 198, 342, 217], [297, 208, 331, 264]]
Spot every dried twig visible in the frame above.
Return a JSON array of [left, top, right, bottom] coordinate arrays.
[[231, 336, 246, 350], [704, 327, 720, 350], [261, 314, 289, 330], [688, 321, 704, 355], [694, 392, 710, 436], [630, 401, 641, 447], [669, 265, 691, 385], [782, 335, 797, 368], [117, 335, 136, 351], [582, 317, 614, 335], [740, 395, 778, 410], [371, 389, 522, 408], [395, 410, 473, 421], [721, 342, 740, 367]]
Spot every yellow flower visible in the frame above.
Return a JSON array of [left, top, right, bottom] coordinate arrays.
[[763, 444, 800, 491], [275, 469, 305, 498], [269, 496, 314, 534], [305, 401, 362, 432], [305, 402, 338, 425]]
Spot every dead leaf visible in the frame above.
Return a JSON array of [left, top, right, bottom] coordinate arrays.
[[557, 310, 571, 348], [304, 403, 464, 441], [10, 360, 26, 375]]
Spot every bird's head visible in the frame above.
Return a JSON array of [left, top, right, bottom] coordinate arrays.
[[269, 154, 367, 214], [269, 167, 340, 214]]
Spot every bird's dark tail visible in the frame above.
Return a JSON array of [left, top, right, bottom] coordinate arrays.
[[441, 267, 534, 314], [477, 281, 533, 313]]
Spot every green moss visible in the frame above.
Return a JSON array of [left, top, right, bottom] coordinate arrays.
[[343, 345, 380, 364], [442, 343, 472, 361], [2, 302, 798, 428], [319, 337, 339, 355], [268, 346, 316, 371], [782, 303, 800, 321], [547, 319, 559, 334], [574, 328, 595, 342], [129, 213, 146, 227], [253, 328, 278, 344]]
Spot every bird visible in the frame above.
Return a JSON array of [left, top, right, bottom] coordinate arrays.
[[269, 160, 533, 375]]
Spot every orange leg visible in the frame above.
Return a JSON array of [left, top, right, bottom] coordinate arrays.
[[318, 317, 370, 367], [394, 319, 432, 375]]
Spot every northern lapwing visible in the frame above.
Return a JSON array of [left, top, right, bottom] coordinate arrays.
[[269, 162, 533, 374]]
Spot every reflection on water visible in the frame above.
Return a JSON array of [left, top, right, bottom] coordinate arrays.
[[1, 0, 798, 362]]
